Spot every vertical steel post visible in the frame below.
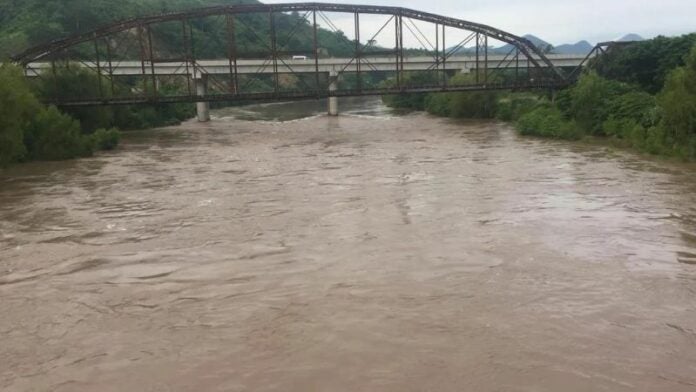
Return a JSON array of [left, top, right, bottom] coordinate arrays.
[[147, 25, 158, 98], [355, 12, 361, 92], [475, 32, 480, 84], [226, 13, 239, 95], [484, 35, 488, 85], [105, 38, 115, 96], [189, 21, 198, 85], [137, 25, 148, 97], [93, 35, 104, 98], [399, 15, 404, 85], [313, 10, 320, 95], [182, 20, 192, 97], [435, 23, 440, 86], [394, 16, 400, 88], [269, 10, 279, 95], [442, 24, 446, 87], [515, 49, 519, 86]]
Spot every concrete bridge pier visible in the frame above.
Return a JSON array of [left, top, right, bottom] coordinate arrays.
[[328, 69, 338, 116], [194, 74, 211, 122]]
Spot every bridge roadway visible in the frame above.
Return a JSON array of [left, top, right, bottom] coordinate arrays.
[[24, 53, 587, 77]]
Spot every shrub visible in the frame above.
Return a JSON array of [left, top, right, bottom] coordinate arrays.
[[0, 63, 39, 166], [91, 128, 121, 151], [36, 66, 115, 132], [448, 91, 498, 119], [657, 46, 696, 146], [517, 106, 582, 140], [424, 93, 452, 117], [603, 117, 640, 139], [496, 94, 539, 121], [569, 72, 633, 135], [37, 66, 194, 131], [23, 106, 94, 161], [593, 33, 696, 94], [609, 91, 658, 127]]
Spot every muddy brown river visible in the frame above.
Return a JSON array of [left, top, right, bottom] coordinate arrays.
[[1, 98, 696, 391]]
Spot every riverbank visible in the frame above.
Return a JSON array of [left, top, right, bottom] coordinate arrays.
[[383, 35, 696, 163]]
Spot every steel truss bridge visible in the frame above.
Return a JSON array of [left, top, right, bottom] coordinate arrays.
[[12, 2, 627, 118]]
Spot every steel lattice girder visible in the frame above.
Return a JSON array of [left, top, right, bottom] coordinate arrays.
[[12, 2, 566, 82]]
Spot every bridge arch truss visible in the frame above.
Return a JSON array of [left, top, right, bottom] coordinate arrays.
[[13, 2, 572, 107]]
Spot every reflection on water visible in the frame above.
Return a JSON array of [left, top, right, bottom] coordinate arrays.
[[1, 98, 695, 392]]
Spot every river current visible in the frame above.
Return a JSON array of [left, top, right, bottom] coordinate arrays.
[[1, 98, 695, 391]]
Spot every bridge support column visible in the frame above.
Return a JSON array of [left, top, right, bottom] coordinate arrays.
[[195, 75, 211, 122], [328, 69, 338, 116]]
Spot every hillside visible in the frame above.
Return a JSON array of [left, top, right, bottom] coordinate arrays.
[[0, 0, 356, 60], [450, 34, 593, 56], [555, 40, 593, 55], [617, 33, 644, 42]]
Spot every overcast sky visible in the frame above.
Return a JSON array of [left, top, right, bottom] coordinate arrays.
[[263, 0, 695, 46]]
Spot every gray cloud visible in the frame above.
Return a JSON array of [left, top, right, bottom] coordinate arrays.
[[263, 0, 695, 45]]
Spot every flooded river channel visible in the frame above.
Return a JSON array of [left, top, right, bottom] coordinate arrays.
[[1, 98, 696, 391]]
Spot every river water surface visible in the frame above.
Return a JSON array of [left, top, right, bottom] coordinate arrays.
[[1, 98, 696, 391]]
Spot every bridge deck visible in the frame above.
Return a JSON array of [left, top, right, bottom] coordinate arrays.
[[25, 54, 588, 77]]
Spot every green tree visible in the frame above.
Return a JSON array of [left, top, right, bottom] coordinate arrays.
[[569, 72, 632, 135], [657, 45, 696, 157], [517, 106, 581, 140], [23, 105, 94, 161], [0, 63, 39, 166], [36, 65, 114, 132], [593, 34, 696, 94]]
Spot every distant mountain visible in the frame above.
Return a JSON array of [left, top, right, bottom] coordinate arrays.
[[617, 33, 644, 42], [446, 34, 550, 55], [494, 34, 553, 54], [554, 40, 593, 55], [447, 33, 643, 57], [491, 35, 594, 55], [521, 34, 554, 51]]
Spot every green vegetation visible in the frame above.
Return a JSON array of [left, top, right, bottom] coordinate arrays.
[[382, 73, 500, 119], [3, 0, 695, 165], [0, 63, 37, 166], [0, 0, 366, 61], [0, 60, 200, 166], [34, 66, 195, 132], [517, 42, 696, 159], [0, 63, 120, 166], [0, 0, 384, 167], [384, 34, 696, 161], [517, 106, 582, 140], [593, 33, 696, 94]]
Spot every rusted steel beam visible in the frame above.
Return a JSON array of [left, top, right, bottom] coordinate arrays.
[[16, 2, 626, 107], [313, 9, 320, 95], [93, 34, 104, 97], [12, 3, 567, 82], [47, 80, 569, 107], [147, 25, 158, 98], [226, 13, 239, 95]]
